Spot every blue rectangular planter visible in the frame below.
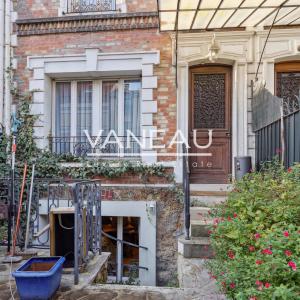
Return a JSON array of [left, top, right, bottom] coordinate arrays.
[[13, 256, 65, 300]]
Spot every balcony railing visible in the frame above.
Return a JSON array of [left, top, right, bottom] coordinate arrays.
[[67, 0, 116, 14], [48, 135, 141, 158]]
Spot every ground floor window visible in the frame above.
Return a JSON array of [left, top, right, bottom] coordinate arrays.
[[52, 79, 141, 157]]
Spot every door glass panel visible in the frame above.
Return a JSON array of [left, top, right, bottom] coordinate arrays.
[[193, 73, 226, 129]]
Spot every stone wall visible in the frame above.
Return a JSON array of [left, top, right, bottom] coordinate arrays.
[[102, 186, 183, 286]]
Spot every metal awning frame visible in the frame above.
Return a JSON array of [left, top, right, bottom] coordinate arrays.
[[157, 0, 300, 32]]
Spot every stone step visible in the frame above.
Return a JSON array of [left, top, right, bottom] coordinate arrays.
[[190, 190, 229, 197], [190, 195, 227, 206], [178, 237, 213, 259], [190, 184, 232, 192], [190, 207, 212, 220], [191, 220, 213, 238]]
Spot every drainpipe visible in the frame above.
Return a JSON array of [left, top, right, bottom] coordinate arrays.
[[0, 1, 4, 127], [4, 0, 12, 135]]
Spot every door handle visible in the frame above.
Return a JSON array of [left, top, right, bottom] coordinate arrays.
[[226, 132, 231, 137]]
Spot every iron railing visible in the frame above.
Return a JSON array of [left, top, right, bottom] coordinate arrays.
[[48, 135, 141, 158], [0, 178, 102, 285], [71, 180, 101, 284], [256, 108, 300, 169], [66, 0, 116, 14], [182, 144, 190, 240]]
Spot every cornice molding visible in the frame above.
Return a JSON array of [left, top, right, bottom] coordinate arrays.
[[16, 12, 159, 36]]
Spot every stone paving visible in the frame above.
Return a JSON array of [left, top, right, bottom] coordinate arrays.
[[0, 282, 226, 300], [0, 247, 225, 300]]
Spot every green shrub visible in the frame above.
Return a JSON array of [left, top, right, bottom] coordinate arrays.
[[207, 162, 300, 300]]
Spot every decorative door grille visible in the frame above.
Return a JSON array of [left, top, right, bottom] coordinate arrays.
[[276, 72, 300, 116], [193, 73, 226, 129]]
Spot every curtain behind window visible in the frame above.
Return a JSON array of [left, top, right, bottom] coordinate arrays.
[[102, 81, 118, 134], [124, 80, 141, 154], [55, 82, 71, 153], [77, 81, 93, 137]]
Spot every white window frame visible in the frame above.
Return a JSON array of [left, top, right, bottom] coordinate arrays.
[[52, 78, 142, 156]]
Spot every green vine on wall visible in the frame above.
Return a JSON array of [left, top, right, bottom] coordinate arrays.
[[0, 92, 183, 201]]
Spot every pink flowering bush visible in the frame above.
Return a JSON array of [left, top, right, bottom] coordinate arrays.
[[207, 163, 300, 299]]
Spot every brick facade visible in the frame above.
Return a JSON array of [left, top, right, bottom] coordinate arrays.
[[14, 0, 177, 161], [13, 0, 179, 285]]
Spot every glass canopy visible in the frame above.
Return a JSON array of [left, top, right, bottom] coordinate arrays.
[[158, 0, 300, 31]]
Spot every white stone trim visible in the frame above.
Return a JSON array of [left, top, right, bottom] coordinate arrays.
[[27, 50, 160, 163], [174, 28, 300, 182]]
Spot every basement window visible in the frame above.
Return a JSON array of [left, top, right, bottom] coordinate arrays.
[[102, 216, 140, 283]]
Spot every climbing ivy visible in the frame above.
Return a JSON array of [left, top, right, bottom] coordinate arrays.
[[0, 93, 181, 191]]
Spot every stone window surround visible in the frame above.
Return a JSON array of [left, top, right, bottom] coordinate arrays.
[[59, 0, 127, 16], [27, 49, 159, 163]]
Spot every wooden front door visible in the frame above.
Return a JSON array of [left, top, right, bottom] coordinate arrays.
[[189, 65, 232, 184]]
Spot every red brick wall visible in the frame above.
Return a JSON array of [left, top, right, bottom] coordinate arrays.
[[126, 0, 157, 12], [16, 0, 60, 19], [14, 29, 177, 160], [16, 0, 157, 19]]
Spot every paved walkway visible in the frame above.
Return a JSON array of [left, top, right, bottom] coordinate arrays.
[[0, 282, 226, 300]]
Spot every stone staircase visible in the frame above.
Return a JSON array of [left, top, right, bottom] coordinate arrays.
[[178, 184, 230, 259], [177, 184, 230, 294]]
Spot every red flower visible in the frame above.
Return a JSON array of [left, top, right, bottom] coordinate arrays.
[[233, 213, 238, 218], [288, 261, 297, 271], [227, 216, 232, 221], [283, 231, 289, 237], [261, 248, 273, 255], [285, 250, 292, 257], [256, 260, 263, 265], [214, 218, 219, 224], [229, 282, 235, 289], [221, 281, 226, 287], [208, 230, 212, 236], [249, 297, 257, 300], [254, 233, 261, 239], [249, 245, 255, 252], [227, 250, 235, 259], [255, 280, 263, 286], [265, 282, 271, 288], [287, 167, 293, 173]]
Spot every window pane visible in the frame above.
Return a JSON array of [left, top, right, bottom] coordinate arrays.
[[124, 80, 141, 154], [102, 81, 118, 135], [55, 82, 71, 153], [124, 80, 141, 135], [77, 81, 93, 137]]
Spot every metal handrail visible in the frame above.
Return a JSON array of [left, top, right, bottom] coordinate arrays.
[[102, 230, 148, 250], [182, 144, 190, 240], [102, 229, 149, 282]]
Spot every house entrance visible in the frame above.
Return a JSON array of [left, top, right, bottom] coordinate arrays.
[[189, 65, 232, 183]]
